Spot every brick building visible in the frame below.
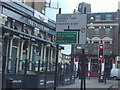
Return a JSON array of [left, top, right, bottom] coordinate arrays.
[[72, 2, 119, 77]]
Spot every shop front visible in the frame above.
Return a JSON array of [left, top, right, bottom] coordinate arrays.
[[1, 1, 76, 89], [1, 1, 57, 88]]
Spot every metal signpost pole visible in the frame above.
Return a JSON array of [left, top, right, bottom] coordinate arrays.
[[54, 8, 61, 90], [56, 11, 87, 90]]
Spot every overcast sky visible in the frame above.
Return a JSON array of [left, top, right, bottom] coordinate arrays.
[[46, 0, 120, 55], [46, 0, 120, 20]]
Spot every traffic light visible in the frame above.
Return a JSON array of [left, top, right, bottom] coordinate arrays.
[[98, 45, 104, 59]]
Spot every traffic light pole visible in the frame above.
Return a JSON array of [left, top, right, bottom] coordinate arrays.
[[98, 44, 105, 82]]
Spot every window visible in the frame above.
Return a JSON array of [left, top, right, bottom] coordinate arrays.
[[106, 14, 112, 20], [93, 42, 99, 54], [12, 38, 19, 46], [32, 45, 41, 72], [94, 28, 99, 36], [95, 15, 101, 21], [105, 28, 110, 36], [104, 42, 110, 55]]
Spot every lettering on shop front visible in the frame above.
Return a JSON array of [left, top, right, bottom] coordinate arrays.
[[39, 79, 44, 85], [19, 34, 35, 41], [12, 79, 22, 83], [46, 80, 54, 84]]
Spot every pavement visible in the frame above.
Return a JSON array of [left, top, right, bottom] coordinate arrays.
[[56, 77, 119, 90]]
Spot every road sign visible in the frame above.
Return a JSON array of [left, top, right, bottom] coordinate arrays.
[[56, 32, 77, 44], [56, 13, 87, 44]]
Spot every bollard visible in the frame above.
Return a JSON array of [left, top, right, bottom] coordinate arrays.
[[6, 78, 13, 89]]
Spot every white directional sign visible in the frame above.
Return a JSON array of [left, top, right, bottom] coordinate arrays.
[[56, 13, 87, 44]]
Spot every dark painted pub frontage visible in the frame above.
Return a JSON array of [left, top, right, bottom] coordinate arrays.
[[0, 1, 75, 89]]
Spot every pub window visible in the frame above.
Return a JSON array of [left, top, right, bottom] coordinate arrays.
[[32, 45, 41, 72], [12, 38, 19, 46], [20, 42, 28, 72]]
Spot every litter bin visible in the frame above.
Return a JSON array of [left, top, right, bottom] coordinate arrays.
[[6, 78, 13, 88]]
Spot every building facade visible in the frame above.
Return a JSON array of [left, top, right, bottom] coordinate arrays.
[[0, 1, 57, 88], [72, 11, 119, 77]]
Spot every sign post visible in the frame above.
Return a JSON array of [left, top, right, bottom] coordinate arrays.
[[56, 13, 87, 90]]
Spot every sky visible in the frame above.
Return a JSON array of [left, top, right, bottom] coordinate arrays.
[[46, 0, 120, 20], [45, 0, 120, 55]]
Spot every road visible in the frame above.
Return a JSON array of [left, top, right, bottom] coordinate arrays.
[[56, 77, 119, 90]]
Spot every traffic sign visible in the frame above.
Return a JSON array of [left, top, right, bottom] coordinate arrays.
[[56, 32, 77, 44], [56, 13, 87, 44]]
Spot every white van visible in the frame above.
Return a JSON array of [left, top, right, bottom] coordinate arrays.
[[110, 68, 120, 80]]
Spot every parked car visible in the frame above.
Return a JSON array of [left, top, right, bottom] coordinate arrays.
[[110, 68, 120, 80]]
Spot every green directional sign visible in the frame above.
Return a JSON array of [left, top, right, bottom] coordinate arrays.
[[56, 32, 77, 44]]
